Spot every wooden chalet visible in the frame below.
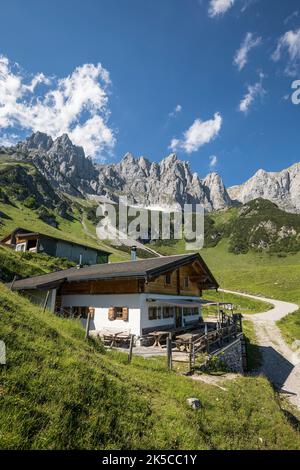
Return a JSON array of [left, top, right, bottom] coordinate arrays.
[[10, 253, 219, 337]]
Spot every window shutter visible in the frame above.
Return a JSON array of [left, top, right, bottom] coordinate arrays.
[[122, 307, 129, 322], [108, 307, 116, 321]]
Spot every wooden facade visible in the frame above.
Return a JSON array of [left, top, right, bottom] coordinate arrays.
[[58, 260, 206, 299], [60, 278, 143, 296]]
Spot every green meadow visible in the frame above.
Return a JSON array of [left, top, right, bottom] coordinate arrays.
[[153, 239, 300, 343], [0, 284, 299, 450]]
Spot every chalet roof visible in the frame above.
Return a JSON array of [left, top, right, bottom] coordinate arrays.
[[10, 253, 219, 291], [1, 227, 111, 255]]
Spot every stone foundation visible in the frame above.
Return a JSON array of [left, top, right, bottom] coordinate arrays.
[[212, 336, 245, 374]]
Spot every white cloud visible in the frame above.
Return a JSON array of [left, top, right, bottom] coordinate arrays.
[[0, 55, 115, 158], [209, 155, 218, 168], [208, 0, 235, 17], [169, 112, 222, 154], [239, 73, 265, 113], [169, 104, 182, 118], [70, 115, 115, 159], [23, 73, 51, 93], [272, 28, 300, 76], [0, 132, 19, 147], [234, 32, 262, 71]]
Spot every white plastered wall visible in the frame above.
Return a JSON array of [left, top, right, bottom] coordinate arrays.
[[61, 293, 142, 336], [61, 292, 202, 337]]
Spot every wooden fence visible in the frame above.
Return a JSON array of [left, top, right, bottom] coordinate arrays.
[[94, 314, 244, 374]]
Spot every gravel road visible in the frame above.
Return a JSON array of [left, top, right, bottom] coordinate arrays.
[[221, 289, 300, 410]]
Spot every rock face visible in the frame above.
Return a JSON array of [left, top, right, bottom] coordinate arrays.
[[15, 132, 98, 196], [13, 133, 233, 211], [96, 153, 232, 211], [203, 172, 233, 211], [228, 163, 300, 214], [10, 131, 300, 214]]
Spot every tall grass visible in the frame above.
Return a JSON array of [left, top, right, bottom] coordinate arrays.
[[0, 284, 300, 449]]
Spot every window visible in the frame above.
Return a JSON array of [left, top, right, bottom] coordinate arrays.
[[16, 243, 26, 252], [108, 307, 129, 321], [183, 276, 189, 289], [148, 306, 162, 320], [27, 239, 38, 251], [165, 274, 171, 285], [163, 306, 174, 318], [115, 307, 124, 319], [183, 307, 199, 317]]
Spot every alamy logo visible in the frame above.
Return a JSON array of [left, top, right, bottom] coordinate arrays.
[[0, 340, 6, 365], [291, 80, 300, 105], [95, 197, 205, 250]]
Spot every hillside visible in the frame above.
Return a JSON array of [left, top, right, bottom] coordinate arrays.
[[0, 246, 75, 283], [0, 154, 130, 263], [0, 284, 300, 450], [152, 230, 300, 345], [205, 198, 300, 254], [1, 153, 300, 345]]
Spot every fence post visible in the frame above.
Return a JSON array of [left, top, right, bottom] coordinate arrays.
[[128, 334, 134, 363], [192, 342, 195, 369], [239, 315, 243, 333], [10, 275, 17, 291], [167, 334, 172, 371], [85, 313, 91, 339], [43, 290, 50, 312], [188, 338, 193, 374], [205, 324, 210, 354]]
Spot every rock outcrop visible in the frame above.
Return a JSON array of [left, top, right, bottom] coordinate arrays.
[[228, 163, 300, 214], [96, 152, 233, 211]]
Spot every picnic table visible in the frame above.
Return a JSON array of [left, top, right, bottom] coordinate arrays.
[[175, 329, 205, 352], [149, 331, 170, 348], [175, 333, 194, 352], [101, 331, 130, 347]]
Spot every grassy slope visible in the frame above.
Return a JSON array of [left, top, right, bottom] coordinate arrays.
[[0, 198, 130, 263], [203, 290, 273, 315], [0, 284, 299, 450], [201, 241, 300, 345], [0, 246, 76, 283], [153, 239, 300, 342], [277, 311, 300, 347]]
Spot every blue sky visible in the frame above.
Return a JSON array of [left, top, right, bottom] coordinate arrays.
[[0, 0, 300, 187]]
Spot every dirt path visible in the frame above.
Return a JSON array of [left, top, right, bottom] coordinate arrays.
[[221, 289, 300, 410]]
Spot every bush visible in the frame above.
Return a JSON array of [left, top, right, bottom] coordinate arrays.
[[23, 196, 37, 209]]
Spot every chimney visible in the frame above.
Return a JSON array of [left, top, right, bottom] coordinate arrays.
[[77, 254, 83, 269], [131, 246, 137, 261]]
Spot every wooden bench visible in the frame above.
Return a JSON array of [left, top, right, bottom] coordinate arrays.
[[148, 331, 171, 348]]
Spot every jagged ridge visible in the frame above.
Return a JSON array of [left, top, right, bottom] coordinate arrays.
[[4, 131, 300, 214]]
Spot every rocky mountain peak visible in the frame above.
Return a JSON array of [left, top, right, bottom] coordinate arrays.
[[203, 172, 232, 211], [21, 131, 53, 152], [9, 131, 300, 214], [50, 134, 85, 159], [121, 152, 135, 163], [162, 153, 178, 164], [54, 133, 74, 148], [228, 162, 300, 213]]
